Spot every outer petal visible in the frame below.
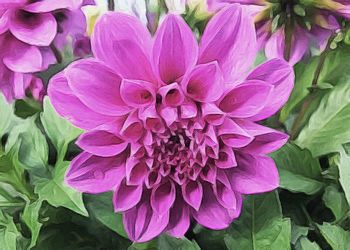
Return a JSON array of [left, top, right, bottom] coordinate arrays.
[[183, 62, 224, 102], [246, 58, 294, 121], [151, 180, 176, 215], [228, 153, 279, 194], [218, 118, 253, 148], [23, 0, 83, 12], [182, 180, 203, 211], [199, 5, 257, 83], [113, 179, 143, 212], [3, 38, 43, 73], [65, 59, 131, 116], [76, 130, 128, 157], [123, 198, 170, 242], [193, 184, 240, 229], [219, 80, 273, 118], [66, 152, 125, 193], [166, 197, 190, 238], [48, 72, 116, 130], [237, 119, 288, 154], [92, 12, 155, 82], [153, 14, 198, 84], [9, 11, 57, 46]]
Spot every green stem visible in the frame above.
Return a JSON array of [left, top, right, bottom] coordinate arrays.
[[290, 32, 336, 139], [50, 44, 62, 64], [108, 0, 114, 11]]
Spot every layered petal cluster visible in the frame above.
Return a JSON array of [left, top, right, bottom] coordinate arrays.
[[0, 0, 93, 101], [208, 0, 350, 64], [49, 5, 294, 242]]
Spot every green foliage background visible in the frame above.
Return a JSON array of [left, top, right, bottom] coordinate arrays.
[[1, 4, 350, 250]]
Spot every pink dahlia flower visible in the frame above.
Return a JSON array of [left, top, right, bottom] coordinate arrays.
[[49, 5, 294, 242], [208, 0, 349, 64], [0, 0, 93, 101]]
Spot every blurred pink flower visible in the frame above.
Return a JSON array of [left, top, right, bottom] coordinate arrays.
[[0, 0, 93, 102], [49, 5, 294, 242], [208, 0, 348, 64]]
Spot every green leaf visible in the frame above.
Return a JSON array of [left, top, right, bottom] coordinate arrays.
[[224, 192, 291, 250], [337, 149, 350, 205], [271, 143, 323, 194], [295, 237, 321, 250], [291, 224, 309, 245], [280, 45, 350, 122], [17, 118, 50, 181], [35, 161, 88, 217], [22, 200, 43, 248], [296, 80, 350, 156], [0, 93, 13, 138], [318, 223, 350, 250], [84, 193, 128, 238], [41, 98, 82, 163], [0, 183, 26, 208], [0, 210, 21, 250], [322, 186, 349, 221], [157, 234, 200, 250]]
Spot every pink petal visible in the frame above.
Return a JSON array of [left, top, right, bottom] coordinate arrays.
[[113, 179, 143, 212], [125, 157, 148, 186], [120, 79, 156, 107], [158, 82, 185, 107], [76, 130, 128, 157], [183, 62, 224, 102], [159, 106, 178, 127], [23, 0, 83, 12], [66, 152, 125, 193], [151, 180, 176, 214], [218, 118, 253, 148], [214, 171, 237, 209], [9, 11, 57, 46], [153, 14, 198, 84], [219, 80, 273, 118], [193, 183, 240, 230], [92, 12, 155, 82], [48, 72, 116, 130], [3, 37, 43, 73], [120, 111, 144, 141], [246, 58, 295, 121], [215, 146, 237, 169], [66, 59, 130, 116], [237, 119, 288, 154], [166, 198, 190, 238], [182, 180, 203, 211], [180, 99, 197, 119], [199, 5, 257, 83], [228, 153, 279, 194], [202, 103, 225, 126], [123, 198, 169, 242]]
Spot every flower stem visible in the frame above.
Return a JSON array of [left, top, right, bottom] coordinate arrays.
[[108, 0, 114, 11], [50, 44, 62, 64], [290, 32, 336, 139]]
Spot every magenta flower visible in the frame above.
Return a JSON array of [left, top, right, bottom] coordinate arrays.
[[0, 0, 93, 101], [49, 5, 294, 242], [208, 0, 349, 64]]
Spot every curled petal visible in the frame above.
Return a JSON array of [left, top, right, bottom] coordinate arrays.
[[120, 79, 156, 107], [66, 152, 125, 193], [183, 62, 224, 102], [166, 198, 190, 238], [158, 82, 184, 107], [125, 157, 148, 186], [138, 105, 165, 133], [121, 111, 144, 141], [24, 0, 83, 12], [202, 103, 225, 126], [218, 118, 253, 148], [215, 146, 237, 169]]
